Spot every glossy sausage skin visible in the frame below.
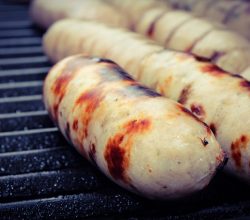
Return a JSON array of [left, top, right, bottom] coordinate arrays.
[[43, 55, 223, 199], [43, 20, 250, 182]]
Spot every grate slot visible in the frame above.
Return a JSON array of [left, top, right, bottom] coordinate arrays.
[[0, 20, 32, 29], [0, 191, 143, 220], [0, 47, 44, 59], [0, 99, 45, 113], [0, 37, 41, 47], [0, 147, 84, 176], [0, 168, 108, 201], [0, 56, 50, 69], [0, 84, 42, 97], [0, 29, 40, 38], [0, 128, 67, 153], [0, 112, 54, 132], [0, 13, 29, 21], [0, 72, 46, 83]]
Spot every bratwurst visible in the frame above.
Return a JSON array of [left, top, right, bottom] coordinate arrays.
[[43, 20, 250, 182], [43, 55, 223, 199]]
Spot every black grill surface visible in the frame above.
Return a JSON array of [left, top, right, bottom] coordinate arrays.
[[0, 1, 250, 219]]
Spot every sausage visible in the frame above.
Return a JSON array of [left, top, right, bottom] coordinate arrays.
[[30, 0, 129, 29], [164, 0, 250, 41], [43, 20, 250, 182], [133, 5, 250, 75], [43, 55, 223, 199]]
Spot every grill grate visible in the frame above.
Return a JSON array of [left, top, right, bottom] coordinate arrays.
[[0, 1, 250, 219]]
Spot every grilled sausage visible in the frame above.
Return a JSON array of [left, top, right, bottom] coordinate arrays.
[[30, 0, 129, 29], [164, 0, 250, 41], [133, 5, 250, 75], [44, 20, 250, 182], [43, 55, 223, 199]]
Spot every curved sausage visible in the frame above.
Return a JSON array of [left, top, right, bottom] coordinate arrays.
[[43, 20, 250, 182], [134, 6, 250, 75], [43, 55, 223, 199]]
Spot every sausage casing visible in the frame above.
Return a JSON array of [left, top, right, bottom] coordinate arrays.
[[43, 20, 250, 182], [43, 55, 223, 199]]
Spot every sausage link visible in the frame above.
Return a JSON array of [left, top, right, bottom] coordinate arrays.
[[44, 20, 250, 182], [43, 55, 223, 199], [163, 0, 250, 41]]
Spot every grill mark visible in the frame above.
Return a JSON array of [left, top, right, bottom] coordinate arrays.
[[97, 58, 116, 65], [178, 84, 192, 104], [52, 56, 95, 122], [99, 64, 134, 82], [146, 11, 166, 37], [209, 123, 217, 137], [231, 135, 249, 168], [75, 88, 104, 140], [128, 84, 161, 97], [200, 63, 227, 77], [202, 0, 221, 17], [177, 104, 211, 134], [185, 28, 214, 53], [72, 119, 78, 131], [104, 119, 151, 183], [239, 80, 250, 92], [231, 74, 243, 79], [164, 17, 193, 46], [190, 103, 205, 118], [222, 3, 241, 24]]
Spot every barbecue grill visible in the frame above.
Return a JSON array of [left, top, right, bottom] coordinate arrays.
[[1, 1, 250, 219]]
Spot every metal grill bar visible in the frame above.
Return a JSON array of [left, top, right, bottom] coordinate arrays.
[[0, 66, 49, 76], [0, 110, 48, 119], [0, 81, 43, 89], [0, 84, 42, 97], [0, 29, 39, 38], [0, 128, 66, 153], [0, 95, 42, 103], [0, 191, 143, 220], [0, 47, 44, 58], [0, 56, 48, 66], [0, 147, 83, 175], [0, 20, 32, 29], [0, 37, 41, 47], [0, 113, 54, 132]]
